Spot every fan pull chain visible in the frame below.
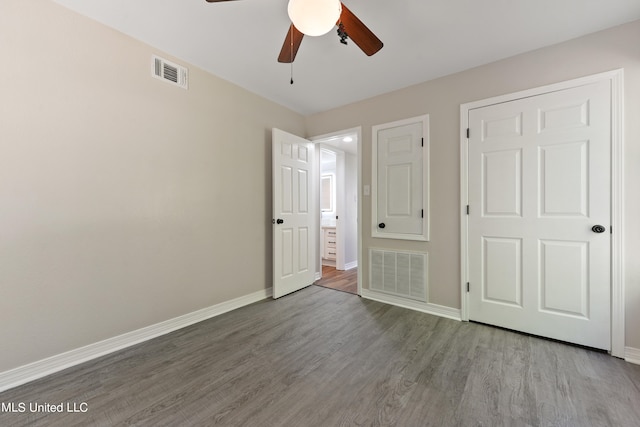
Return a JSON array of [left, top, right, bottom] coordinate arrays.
[[290, 25, 294, 84]]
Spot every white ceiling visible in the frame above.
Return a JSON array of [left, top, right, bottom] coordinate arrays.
[[52, 0, 640, 116]]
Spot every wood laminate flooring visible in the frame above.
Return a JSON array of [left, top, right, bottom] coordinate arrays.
[[314, 265, 358, 295], [1, 286, 639, 426]]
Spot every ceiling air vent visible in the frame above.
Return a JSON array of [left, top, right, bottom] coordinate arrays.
[[152, 55, 188, 89]]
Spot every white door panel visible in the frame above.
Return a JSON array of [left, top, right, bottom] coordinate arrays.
[[482, 236, 522, 307], [539, 240, 589, 317], [539, 141, 588, 216], [482, 148, 522, 217], [378, 123, 423, 235], [273, 129, 316, 299], [468, 80, 611, 350]]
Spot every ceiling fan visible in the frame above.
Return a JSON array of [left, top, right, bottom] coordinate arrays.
[[204, 0, 383, 63]]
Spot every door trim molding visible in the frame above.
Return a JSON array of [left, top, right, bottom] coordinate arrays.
[[459, 69, 625, 358]]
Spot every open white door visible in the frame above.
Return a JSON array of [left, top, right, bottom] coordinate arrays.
[[272, 129, 316, 298]]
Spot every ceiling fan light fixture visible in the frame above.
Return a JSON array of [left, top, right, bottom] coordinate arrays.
[[287, 0, 342, 37]]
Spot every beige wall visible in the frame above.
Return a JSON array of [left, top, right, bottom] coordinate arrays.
[[0, 1, 304, 372], [305, 20, 640, 349]]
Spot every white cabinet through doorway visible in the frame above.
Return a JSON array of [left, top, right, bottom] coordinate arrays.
[[322, 226, 337, 263]]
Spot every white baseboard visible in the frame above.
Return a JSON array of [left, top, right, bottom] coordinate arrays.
[[0, 287, 273, 393], [361, 289, 461, 321], [625, 346, 640, 365], [344, 261, 358, 270]]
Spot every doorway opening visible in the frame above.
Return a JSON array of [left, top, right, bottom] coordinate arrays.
[[312, 130, 360, 296]]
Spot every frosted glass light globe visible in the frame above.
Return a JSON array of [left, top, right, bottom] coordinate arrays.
[[287, 0, 342, 37]]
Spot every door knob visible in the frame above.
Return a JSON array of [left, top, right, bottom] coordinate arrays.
[[378, 222, 386, 229], [591, 225, 606, 233], [276, 219, 284, 224]]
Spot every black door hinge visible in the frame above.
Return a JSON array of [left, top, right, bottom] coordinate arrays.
[[466, 282, 470, 292], [466, 128, 470, 139], [421, 209, 424, 218], [466, 205, 470, 215], [421, 137, 424, 147]]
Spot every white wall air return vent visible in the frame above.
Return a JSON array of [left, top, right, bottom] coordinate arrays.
[[152, 55, 188, 89], [370, 249, 428, 302]]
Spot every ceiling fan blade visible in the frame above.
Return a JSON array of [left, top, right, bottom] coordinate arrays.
[[278, 24, 304, 63], [339, 3, 383, 56]]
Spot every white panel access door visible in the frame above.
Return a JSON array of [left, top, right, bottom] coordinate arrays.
[[468, 80, 611, 350], [272, 129, 316, 299], [372, 115, 429, 241]]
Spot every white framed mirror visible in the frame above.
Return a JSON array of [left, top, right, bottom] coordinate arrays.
[[321, 174, 334, 212]]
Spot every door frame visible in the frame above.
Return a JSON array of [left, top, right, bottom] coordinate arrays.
[[311, 127, 362, 295], [459, 69, 625, 357]]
